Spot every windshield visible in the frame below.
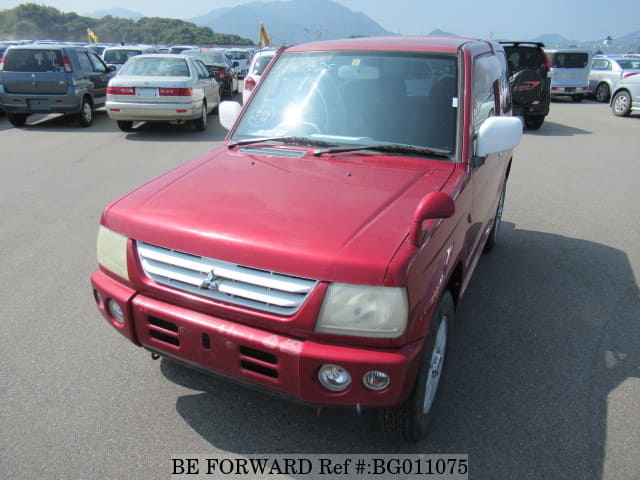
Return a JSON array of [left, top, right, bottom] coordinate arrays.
[[233, 51, 458, 156], [252, 54, 275, 75], [104, 49, 142, 64], [183, 50, 226, 65], [2, 49, 63, 72], [549, 52, 589, 68], [226, 50, 249, 60], [119, 57, 190, 77], [617, 59, 640, 69]]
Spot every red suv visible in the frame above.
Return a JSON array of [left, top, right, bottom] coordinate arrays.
[[91, 36, 522, 441]]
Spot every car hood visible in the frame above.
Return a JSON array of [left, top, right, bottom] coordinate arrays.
[[104, 145, 455, 285]]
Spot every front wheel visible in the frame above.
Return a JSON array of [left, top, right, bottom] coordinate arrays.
[[380, 291, 453, 441], [612, 90, 632, 117], [117, 120, 134, 132], [524, 115, 545, 130], [595, 82, 610, 102], [7, 113, 28, 127]]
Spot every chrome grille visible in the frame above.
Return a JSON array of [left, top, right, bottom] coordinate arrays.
[[137, 242, 317, 315]]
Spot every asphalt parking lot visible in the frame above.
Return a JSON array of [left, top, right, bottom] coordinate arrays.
[[1, 98, 639, 480]]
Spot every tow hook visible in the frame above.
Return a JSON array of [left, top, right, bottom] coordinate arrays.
[[151, 352, 160, 360]]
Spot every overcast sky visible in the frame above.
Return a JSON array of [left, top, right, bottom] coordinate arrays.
[[1, 0, 638, 41]]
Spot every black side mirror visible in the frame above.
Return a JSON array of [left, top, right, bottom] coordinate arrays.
[[232, 61, 239, 68], [107, 65, 117, 73]]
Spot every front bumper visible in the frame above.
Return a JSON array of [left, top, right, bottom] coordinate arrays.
[[106, 100, 201, 121], [91, 269, 423, 408]]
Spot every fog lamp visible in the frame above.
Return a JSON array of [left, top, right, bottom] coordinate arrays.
[[317, 364, 352, 392], [362, 371, 391, 391], [108, 299, 125, 324]]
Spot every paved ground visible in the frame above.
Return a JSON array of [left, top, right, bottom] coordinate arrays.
[[1, 99, 638, 480]]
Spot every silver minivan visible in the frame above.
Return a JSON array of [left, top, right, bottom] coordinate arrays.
[[545, 49, 592, 102]]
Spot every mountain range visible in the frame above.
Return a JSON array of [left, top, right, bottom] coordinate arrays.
[[189, 0, 391, 44], [87, 2, 640, 50]]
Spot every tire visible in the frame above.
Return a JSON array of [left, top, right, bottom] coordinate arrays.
[[484, 181, 506, 253], [571, 95, 583, 102], [595, 82, 610, 103], [77, 97, 93, 127], [193, 100, 207, 131], [612, 90, 632, 117], [117, 120, 134, 132], [510, 68, 544, 105], [524, 115, 545, 130], [7, 113, 28, 127], [380, 291, 454, 441]]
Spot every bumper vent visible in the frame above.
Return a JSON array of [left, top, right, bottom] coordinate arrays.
[[240, 345, 279, 379], [137, 242, 318, 315], [148, 316, 180, 346]]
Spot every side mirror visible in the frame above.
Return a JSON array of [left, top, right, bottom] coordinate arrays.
[[107, 65, 117, 73], [232, 61, 239, 68], [475, 116, 523, 157], [408, 192, 455, 246], [219, 101, 242, 130]]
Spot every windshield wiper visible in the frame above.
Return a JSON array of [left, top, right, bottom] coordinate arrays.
[[227, 136, 337, 149], [313, 143, 451, 159]]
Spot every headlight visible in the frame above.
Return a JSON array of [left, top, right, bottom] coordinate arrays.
[[316, 283, 408, 338], [96, 225, 130, 281]]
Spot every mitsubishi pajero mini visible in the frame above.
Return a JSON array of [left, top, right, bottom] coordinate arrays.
[[91, 36, 522, 441]]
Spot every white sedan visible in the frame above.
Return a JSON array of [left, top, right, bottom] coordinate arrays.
[[106, 54, 220, 132]]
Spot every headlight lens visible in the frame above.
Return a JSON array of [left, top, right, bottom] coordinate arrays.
[[96, 225, 130, 281], [316, 283, 408, 337]]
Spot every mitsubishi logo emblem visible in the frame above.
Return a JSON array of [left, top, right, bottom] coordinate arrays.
[[200, 270, 222, 290]]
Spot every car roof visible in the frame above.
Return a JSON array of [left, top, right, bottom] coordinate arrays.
[[5, 43, 84, 51], [286, 35, 475, 54], [126, 54, 192, 60]]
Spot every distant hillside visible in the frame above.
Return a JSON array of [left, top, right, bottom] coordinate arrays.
[[0, 3, 253, 45], [532, 33, 572, 47], [190, 0, 392, 44], [429, 29, 459, 37], [88, 8, 144, 21]]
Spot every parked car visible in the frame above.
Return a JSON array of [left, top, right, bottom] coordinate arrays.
[[105, 54, 220, 132], [225, 48, 252, 77], [545, 48, 592, 101], [85, 43, 114, 56], [589, 55, 640, 102], [500, 41, 551, 130], [168, 45, 198, 54], [242, 48, 276, 104], [0, 43, 116, 127], [91, 36, 522, 441], [610, 72, 640, 117], [182, 48, 238, 97], [102, 45, 159, 72]]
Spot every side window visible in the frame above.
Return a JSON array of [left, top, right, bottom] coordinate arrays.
[[591, 59, 609, 70], [77, 52, 94, 73], [473, 54, 500, 133], [88, 52, 107, 73], [194, 60, 208, 78]]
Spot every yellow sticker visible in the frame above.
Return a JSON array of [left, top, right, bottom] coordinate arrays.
[[352, 59, 361, 66]]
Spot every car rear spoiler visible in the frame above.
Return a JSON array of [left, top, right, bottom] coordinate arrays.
[[499, 41, 546, 48]]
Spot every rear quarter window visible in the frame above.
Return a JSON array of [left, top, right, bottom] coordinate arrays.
[[3, 49, 63, 72]]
